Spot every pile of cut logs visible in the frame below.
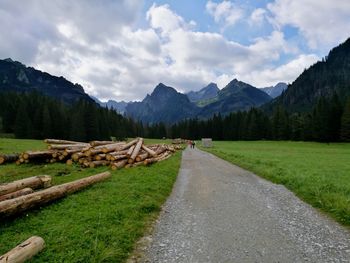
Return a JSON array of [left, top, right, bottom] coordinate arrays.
[[0, 138, 183, 169]]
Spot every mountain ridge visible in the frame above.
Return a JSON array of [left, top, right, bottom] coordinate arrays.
[[0, 58, 94, 104]]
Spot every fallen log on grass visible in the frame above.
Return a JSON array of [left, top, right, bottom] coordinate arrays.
[[0, 236, 45, 263], [0, 171, 111, 217], [22, 151, 54, 160], [0, 176, 51, 196], [0, 188, 34, 202], [0, 154, 19, 165]]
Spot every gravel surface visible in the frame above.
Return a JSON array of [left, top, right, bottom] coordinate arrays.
[[138, 147, 350, 262]]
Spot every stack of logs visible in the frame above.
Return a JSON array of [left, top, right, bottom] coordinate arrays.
[[0, 138, 183, 169]]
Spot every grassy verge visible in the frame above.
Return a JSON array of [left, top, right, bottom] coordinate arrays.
[[199, 141, 350, 226], [0, 138, 181, 262]]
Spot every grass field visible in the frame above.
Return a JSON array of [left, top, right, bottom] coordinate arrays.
[[200, 141, 350, 226], [0, 138, 182, 262]]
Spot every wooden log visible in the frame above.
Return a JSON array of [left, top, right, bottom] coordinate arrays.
[[89, 140, 115, 147], [144, 152, 171, 165], [93, 154, 106, 161], [0, 236, 45, 263], [155, 146, 167, 155], [119, 138, 139, 151], [110, 159, 128, 170], [109, 154, 127, 162], [84, 148, 104, 157], [89, 160, 108, 168], [0, 188, 34, 202], [128, 138, 143, 164], [58, 155, 66, 161], [44, 138, 84, 144], [22, 151, 54, 160], [135, 153, 149, 162], [72, 152, 84, 161], [0, 154, 19, 165], [141, 145, 157, 157], [0, 176, 51, 196], [48, 144, 89, 150], [0, 171, 111, 217], [63, 148, 89, 157], [126, 145, 135, 158], [66, 159, 73, 165], [98, 142, 125, 153]]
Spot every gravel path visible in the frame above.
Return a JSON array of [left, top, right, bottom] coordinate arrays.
[[139, 147, 350, 262]]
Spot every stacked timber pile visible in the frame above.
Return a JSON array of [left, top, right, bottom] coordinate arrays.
[[172, 138, 186, 144], [0, 138, 183, 169]]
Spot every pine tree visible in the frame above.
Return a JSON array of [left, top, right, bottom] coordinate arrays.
[[340, 98, 350, 141], [42, 104, 53, 138], [14, 100, 31, 138]]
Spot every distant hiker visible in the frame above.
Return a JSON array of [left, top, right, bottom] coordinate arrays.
[[192, 141, 196, 148]]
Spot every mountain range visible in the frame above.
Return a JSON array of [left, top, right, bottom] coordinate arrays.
[[126, 83, 198, 124], [186, 83, 219, 103], [1, 37, 349, 124], [261, 82, 287, 98], [0, 58, 93, 104]]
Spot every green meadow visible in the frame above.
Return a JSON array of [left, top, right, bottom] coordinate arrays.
[[200, 141, 350, 226]]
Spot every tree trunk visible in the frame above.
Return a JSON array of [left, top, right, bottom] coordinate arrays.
[[47, 144, 89, 150], [0, 172, 111, 217], [89, 160, 108, 168], [0, 188, 33, 202], [44, 139, 84, 144], [144, 152, 170, 165], [0, 236, 45, 263], [0, 176, 51, 196], [126, 145, 135, 158], [110, 159, 128, 170], [0, 154, 19, 165], [141, 145, 157, 157], [89, 140, 115, 147], [128, 138, 143, 163], [135, 152, 149, 162], [22, 151, 54, 160], [119, 139, 139, 151], [100, 142, 126, 153]]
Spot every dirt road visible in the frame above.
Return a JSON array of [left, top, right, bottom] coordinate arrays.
[[139, 147, 350, 262]]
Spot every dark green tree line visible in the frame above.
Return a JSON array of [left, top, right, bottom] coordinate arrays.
[[0, 92, 136, 141]]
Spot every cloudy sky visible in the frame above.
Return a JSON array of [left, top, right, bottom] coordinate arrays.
[[1, 0, 349, 101]]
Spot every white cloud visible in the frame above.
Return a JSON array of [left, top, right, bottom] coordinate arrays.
[[268, 0, 350, 49], [147, 3, 194, 35], [0, 1, 328, 101], [249, 8, 266, 26], [244, 54, 320, 87], [206, 0, 244, 28]]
